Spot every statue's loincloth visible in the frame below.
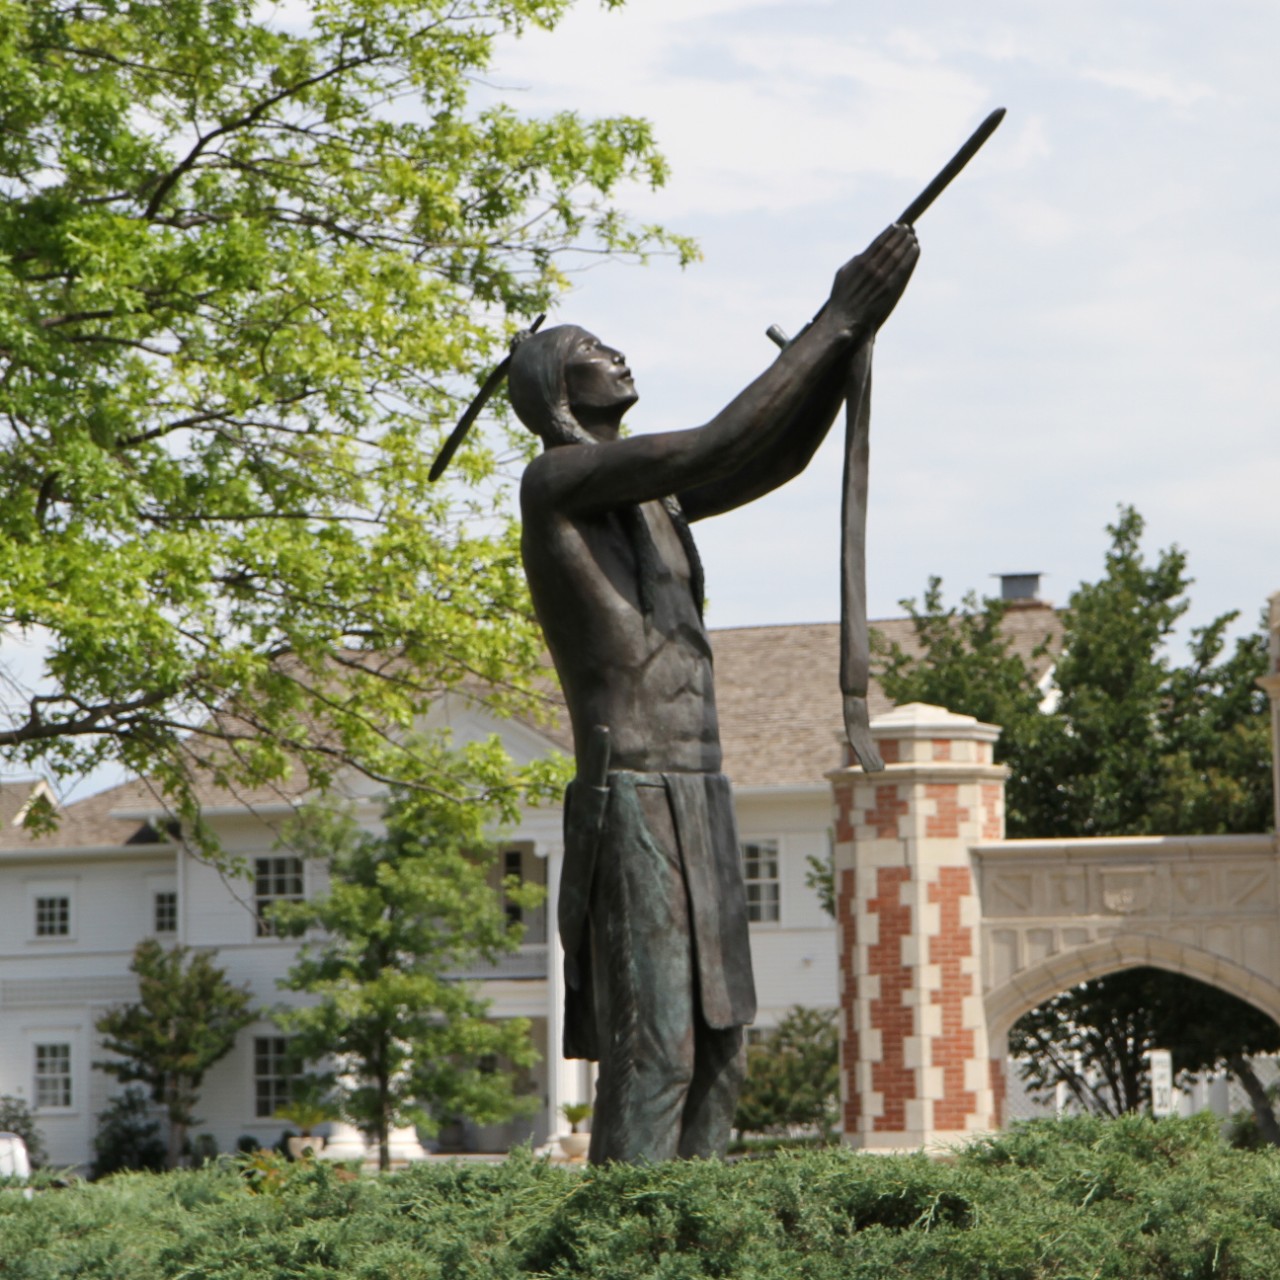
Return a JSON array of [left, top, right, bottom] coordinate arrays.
[[560, 769, 757, 1061]]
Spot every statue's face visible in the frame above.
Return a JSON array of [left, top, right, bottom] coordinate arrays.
[[564, 335, 638, 428]]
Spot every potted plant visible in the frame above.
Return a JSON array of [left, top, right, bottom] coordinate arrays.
[[275, 1097, 332, 1160], [558, 1102, 592, 1160]]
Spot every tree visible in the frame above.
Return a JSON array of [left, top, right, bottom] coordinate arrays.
[[273, 786, 541, 1171], [874, 575, 1053, 841], [0, 0, 692, 834], [877, 507, 1271, 841], [0, 1095, 48, 1170], [90, 1086, 168, 1179], [1010, 968, 1280, 1136], [879, 506, 1277, 1132], [95, 939, 255, 1168], [734, 1006, 839, 1140]]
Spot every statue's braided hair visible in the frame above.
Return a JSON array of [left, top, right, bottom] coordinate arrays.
[[509, 325, 704, 619]]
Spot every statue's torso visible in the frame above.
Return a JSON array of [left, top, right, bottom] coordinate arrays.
[[521, 498, 721, 774]]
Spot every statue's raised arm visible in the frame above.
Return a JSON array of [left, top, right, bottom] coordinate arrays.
[[518, 224, 918, 520]]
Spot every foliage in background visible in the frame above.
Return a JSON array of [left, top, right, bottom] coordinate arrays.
[[272, 786, 542, 1171], [0, 1095, 46, 1170], [1011, 968, 1280, 1126], [0, 0, 692, 835], [734, 1006, 839, 1140], [95, 939, 255, 1168], [803, 846, 836, 918], [9, 1116, 1280, 1278], [89, 1087, 167, 1180], [1230, 1080, 1280, 1150], [874, 579, 1050, 834], [878, 505, 1278, 1136], [878, 506, 1271, 840]]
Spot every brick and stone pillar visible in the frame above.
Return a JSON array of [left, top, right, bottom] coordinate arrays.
[[1258, 591, 1280, 836], [829, 702, 1008, 1151]]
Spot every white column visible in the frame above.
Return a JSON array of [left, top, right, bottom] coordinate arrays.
[[537, 840, 586, 1138]]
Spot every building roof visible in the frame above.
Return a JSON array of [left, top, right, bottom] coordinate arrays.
[[0, 608, 1064, 849], [712, 606, 1061, 788], [0, 776, 174, 853], [0, 779, 50, 829]]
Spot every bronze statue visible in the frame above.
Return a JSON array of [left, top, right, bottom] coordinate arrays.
[[512, 226, 918, 1162], [432, 109, 1004, 1163]]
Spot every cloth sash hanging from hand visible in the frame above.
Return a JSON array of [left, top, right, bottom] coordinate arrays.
[[840, 339, 884, 773]]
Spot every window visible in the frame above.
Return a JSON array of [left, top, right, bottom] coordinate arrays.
[[34, 1043, 72, 1108], [153, 890, 178, 935], [254, 856, 304, 937], [253, 1036, 296, 1118], [740, 839, 780, 923], [34, 895, 70, 937], [503, 849, 524, 927]]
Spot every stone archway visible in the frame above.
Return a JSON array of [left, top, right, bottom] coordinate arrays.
[[830, 692, 1280, 1153], [984, 933, 1280, 1053]]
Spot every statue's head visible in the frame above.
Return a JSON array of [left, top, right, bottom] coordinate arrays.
[[508, 324, 637, 447]]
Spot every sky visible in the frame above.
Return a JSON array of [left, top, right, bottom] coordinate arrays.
[[480, 0, 1279, 634]]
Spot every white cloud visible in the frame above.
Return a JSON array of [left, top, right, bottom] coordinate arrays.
[[488, 10, 998, 217], [994, 197, 1076, 247], [1081, 66, 1215, 109]]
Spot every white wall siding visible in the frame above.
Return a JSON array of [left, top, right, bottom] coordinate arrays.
[[736, 790, 839, 1026]]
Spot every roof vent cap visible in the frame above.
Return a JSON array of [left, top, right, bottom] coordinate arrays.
[[995, 572, 1043, 603]]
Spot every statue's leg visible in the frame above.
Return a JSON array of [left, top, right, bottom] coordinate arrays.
[[676, 1021, 746, 1159], [587, 778, 695, 1164]]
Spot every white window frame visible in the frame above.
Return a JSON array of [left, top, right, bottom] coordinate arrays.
[[26, 879, 77, 943], [252, 1034, 297, 1120], [33, 1041, 73, 1111], [502, 847, 525, 927], [253, 856, 305, 938], [740, 838, 781, 925], [34, 895, 70, 937], [153, 889, 179, 935]]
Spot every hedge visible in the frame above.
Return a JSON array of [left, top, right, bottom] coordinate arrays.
[[3, 1114, 1279, 1278]]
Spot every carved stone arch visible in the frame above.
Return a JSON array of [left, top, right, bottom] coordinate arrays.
[[985, 931, 1280, 1048]]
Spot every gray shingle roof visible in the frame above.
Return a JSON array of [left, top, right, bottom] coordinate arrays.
[[712, 606, 1061, 788]]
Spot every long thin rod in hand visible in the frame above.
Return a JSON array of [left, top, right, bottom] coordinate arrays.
[[898, 107, 1006, 228]]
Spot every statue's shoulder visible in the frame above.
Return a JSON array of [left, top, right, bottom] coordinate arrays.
[[520, 445, 589, 514], [520, 450, 559, 512]]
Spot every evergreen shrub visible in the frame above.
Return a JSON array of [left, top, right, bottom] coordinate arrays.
[[3, 1115, 1280, 1278], [0, 1097, 46, 1171], [90, 1088, 167, 1179]]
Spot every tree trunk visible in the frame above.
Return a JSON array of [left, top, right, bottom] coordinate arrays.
[[167, 1115, 187, 1170], [378, 1072, 391, 1172], [1227, 1053, 1280, 1146], [165, 1078, 186, 1170]]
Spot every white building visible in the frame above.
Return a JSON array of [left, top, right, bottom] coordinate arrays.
[[0, 599, 1062, 1171]]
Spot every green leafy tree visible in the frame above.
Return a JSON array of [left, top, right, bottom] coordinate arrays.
[[0, 0, 692, 833], [273, 785, 542, 1171], [734, 1006, 839, 1140], [95, 939, 255, 1168], [876, 507, 1271, 840], [880, 506, 1276, 1134], [0, 1094, 48, 1169], [874, 576, 1053, 841]]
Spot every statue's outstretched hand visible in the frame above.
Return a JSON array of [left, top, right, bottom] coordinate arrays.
[[830, 224, 919, 337]]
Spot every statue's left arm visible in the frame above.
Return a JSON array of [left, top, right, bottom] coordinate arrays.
[[676, 337, 870, 521], [676, 222, 917, 521]]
